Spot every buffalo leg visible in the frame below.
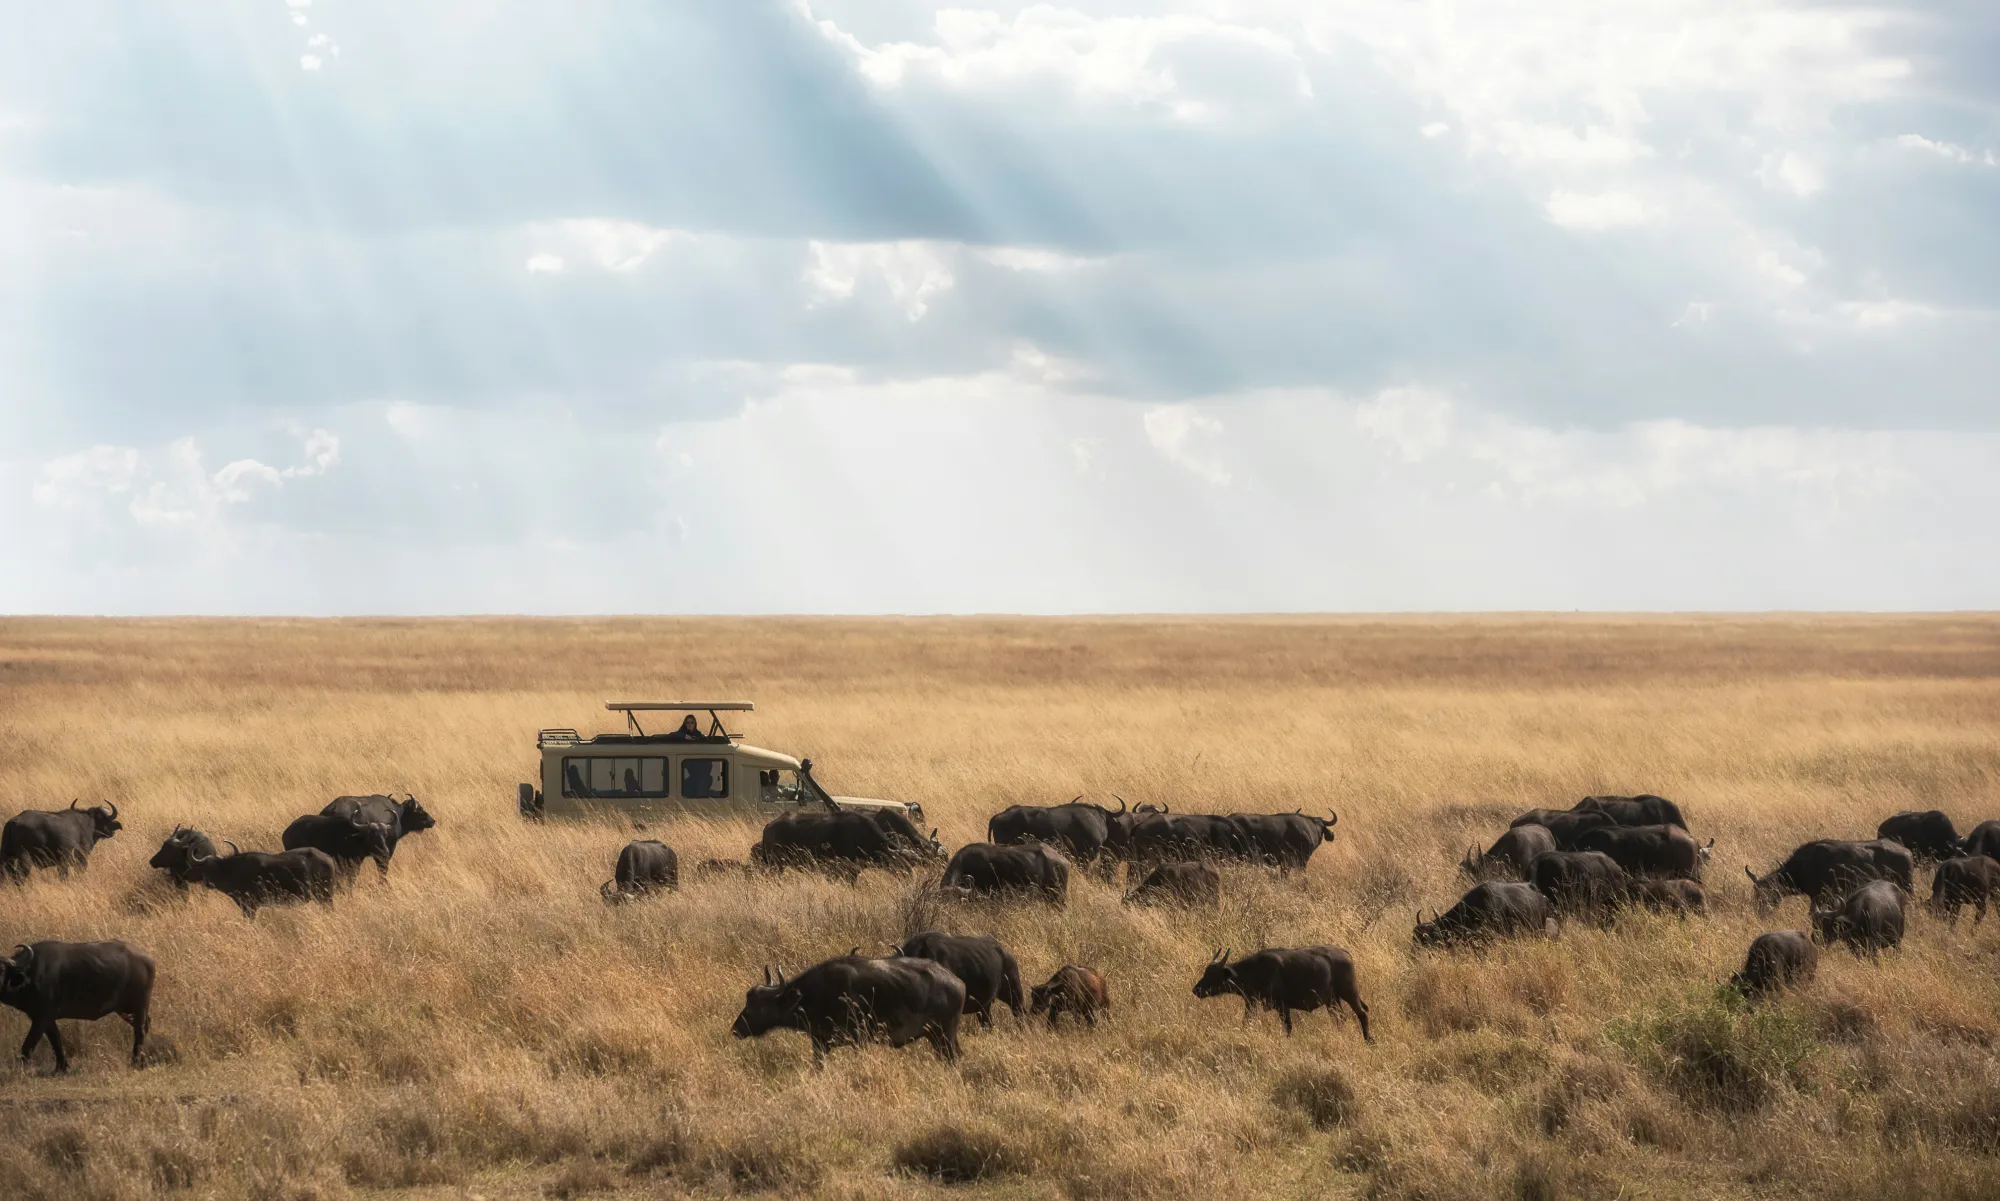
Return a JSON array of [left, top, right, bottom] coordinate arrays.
[[46, 1023, 69, 1073], [1278, 1004, 1293, 1035], [1344, 992, 1372, 1042], [1082, 1007, 1097, 1029], [1976, 896, 1987, 925], [129, 1007, 150, 1066], [21, 1021, 46, 1062]]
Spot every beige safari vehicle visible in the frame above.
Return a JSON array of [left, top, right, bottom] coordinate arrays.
[[517, 701, 921, 823]]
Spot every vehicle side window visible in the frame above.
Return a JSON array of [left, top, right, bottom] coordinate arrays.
[[681, 758, 729, 799], [563, 757, 669, 798]]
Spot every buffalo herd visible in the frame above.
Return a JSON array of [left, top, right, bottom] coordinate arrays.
[[5, 786, 1999, 1073]]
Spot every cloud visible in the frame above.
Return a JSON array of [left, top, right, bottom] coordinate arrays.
[[1143, 404, 1231, 485], [32, 429, 340, 530], [1543, 190, 1656, 230], [804, 239, 956, 320]]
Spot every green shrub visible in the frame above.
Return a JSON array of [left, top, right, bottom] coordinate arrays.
[[1608, 985, 1819, 1114]]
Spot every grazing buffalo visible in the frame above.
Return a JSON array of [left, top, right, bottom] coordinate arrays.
[[1811, 879, 1906, 958], [281, 815, 396, 884], [1460, 824, 1557, 881], [600, 840, 679, 903], [1123, 812, 1254, 868], [751, 810, 942, 882], [1193, 947, 1369, 1040], [1747, 840, 1914, 912], [987, 797, 1136, 877], [1877, 810, 1964, 862], [148, 826, 218, 890], [1625, 877, 1707, 918], [1, 940, 155, 1073], [893, 932, 1024, 1029], [731, 955, 965, 1065], [1729, 932, 1818, 999], [940, 843, 1070, 904], [1574, 824, 1711, 881], [1124, 861, 1221, 908], [1573, 794, 1688, 830], [185, 842, 337, 917], [1964, 820, 2000, 863], [1528, 850, 1626, 918], [1414, 881, 1554, 947], [1929, 855, 2000, 925], [1509, 808, 1615, 850], [1230, 810, 1339, 874], [2, 800, 122, 883], [1030, 965, 1111, 1028]]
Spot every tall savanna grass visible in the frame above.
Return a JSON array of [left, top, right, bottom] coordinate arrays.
[[0, 615, 1997, 1199]]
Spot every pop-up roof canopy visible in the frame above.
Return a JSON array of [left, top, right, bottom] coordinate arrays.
[[604, 701, 753, 738]]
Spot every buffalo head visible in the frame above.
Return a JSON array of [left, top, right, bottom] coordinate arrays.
[[0, 945, 32, 999], [73, 798, 121, 842], [731, 966, 803, 1039], [1191, 948, 1239, 998], [1744, 865, 1784, 914], [149, 825, 213, 884], [394, 794, 437, 833]]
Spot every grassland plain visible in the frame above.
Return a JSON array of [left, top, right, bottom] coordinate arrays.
[[0, 615, 1998, 1201]]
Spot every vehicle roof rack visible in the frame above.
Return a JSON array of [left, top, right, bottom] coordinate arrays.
[[604, 701, 751, 738]]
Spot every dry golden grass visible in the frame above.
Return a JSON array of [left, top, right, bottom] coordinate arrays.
[[0, 614, 1998, 1200]]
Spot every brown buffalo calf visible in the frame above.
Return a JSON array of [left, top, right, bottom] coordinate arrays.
[[1029, 965, 1109, 1028]]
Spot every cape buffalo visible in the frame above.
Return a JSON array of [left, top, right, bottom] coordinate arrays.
[[1509, 808, 1615, 850], [1746, 839, 1914, 912], [324, 793, 436, 837], [751, 810, 942, 882], [185, 842, 337, 917], [1460, 824, 1556, 881], [600, 839, 679, 903], [1124, 861, 1221, 907], [1030, 965, 1110, 1028], [731, 955, 965, 1065], [940, 843, 1070, 904], [148, 825, 218, 890], [1230, 810, 1338, 874], [1123, 812, 1254, 868], [321, 794, 435, 876], [1414, 881, 1554, 947], [1964, 820, 2000, 863], [1, 940, 154, 1072], [987, 797, 1135, 877], [893, 932, 1024, 1028], [1729, 932, 1817, 999], [281, 815, 396, 884], [1624, 877, 1707, 918], [1877, 810, 1964, 862], [1574, 824, 1711, 881], [1193, 946, 1369, 1040], [1928, 855, 1999, 925], [1573, 794, 1688, 830], [2, 800, 121, 882], [1811, 879, 1906, 958], [1529, 850, 1626, 918]]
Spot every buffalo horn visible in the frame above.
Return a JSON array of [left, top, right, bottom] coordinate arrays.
[[68, 798, 80, 810], [104, 799, 117, 821], [1327, 809, 1338, 826], [11, 945, 31, 968], [1070, 796, 1084, 805], [223, 840, 240, 856], [1112, 795, 1127, 814], [775, 967, 786, 987], [1743, 865, 1758, 884], [600, 880, 618, 899], [763, 965, 772, 986]]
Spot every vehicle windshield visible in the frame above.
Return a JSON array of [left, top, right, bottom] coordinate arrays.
[[759, 769, 807, 804]]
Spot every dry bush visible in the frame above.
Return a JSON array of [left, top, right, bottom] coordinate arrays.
[[0, 615, 1998, 1199]]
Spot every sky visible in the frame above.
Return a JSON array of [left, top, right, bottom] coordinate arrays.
[[1, 0, 1996, 614]]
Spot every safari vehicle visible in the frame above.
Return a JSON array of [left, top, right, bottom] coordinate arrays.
[[517, 701, 922, 823]]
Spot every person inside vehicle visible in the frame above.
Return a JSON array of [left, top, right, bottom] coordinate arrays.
[[666, 714, 701, 741]]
